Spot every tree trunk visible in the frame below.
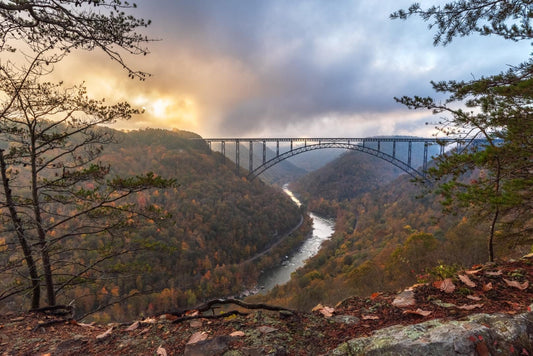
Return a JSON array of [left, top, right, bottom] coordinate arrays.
[[487, 151, 502, 263], [0, 150, 41, 308], [488, 208, 499, 263], [30, 142, 56, 306]]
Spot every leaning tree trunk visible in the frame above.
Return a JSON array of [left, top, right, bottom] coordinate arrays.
[[0, 150, 41, 308], [488, 208, 499, 263], [488, 155, 502, 263]]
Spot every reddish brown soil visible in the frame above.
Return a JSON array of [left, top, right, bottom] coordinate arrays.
[[1, 255, 531, 355]]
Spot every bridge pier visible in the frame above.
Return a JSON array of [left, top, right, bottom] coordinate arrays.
[[423, 143, 428, 172], [408, 141, 412, 166], [235, 139, 240, 174], [263, 140, 266, 164], [249, 140, 253, 172]]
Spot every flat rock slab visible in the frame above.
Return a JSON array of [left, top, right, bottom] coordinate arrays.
[[330, 312, 533, 356]]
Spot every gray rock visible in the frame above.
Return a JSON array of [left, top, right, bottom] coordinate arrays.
[[331, 315, 360, 325], [330, 312, 533, 356], [184, 335, 231, 356], [256, 325, 278, 334]]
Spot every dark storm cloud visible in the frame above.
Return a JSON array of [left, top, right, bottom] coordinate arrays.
[[120, 0, 531, 137]]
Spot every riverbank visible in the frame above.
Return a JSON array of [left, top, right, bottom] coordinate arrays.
[[234, 187, 334, 298], [253, 186, 335, 293], [257, 212, 335, 293], [238, 215, 304, 266]]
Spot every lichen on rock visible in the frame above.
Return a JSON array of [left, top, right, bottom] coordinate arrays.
[[330, 312, 533, 355]]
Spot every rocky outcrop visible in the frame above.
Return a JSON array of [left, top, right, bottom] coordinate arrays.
[[331, 311, 533, 355]]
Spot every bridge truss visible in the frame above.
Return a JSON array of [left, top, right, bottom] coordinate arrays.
[[203, 137, 458, 181]]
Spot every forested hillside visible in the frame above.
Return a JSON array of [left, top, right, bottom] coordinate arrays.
[[248, 152, 530, 310], [290, 151, 402, 217], [1, 128, 308, 321]]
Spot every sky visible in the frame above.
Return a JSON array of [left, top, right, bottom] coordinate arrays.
[[57, 0, 531, 138]]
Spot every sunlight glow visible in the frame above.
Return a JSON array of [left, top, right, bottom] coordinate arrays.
[[129, 94, 199, 130], [152, 98, 171, 119]]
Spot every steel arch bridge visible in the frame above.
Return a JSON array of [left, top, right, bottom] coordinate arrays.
[[202, 137, 460, 181]]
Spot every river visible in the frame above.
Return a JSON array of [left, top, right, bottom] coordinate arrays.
[[256, 185, 335, 294]]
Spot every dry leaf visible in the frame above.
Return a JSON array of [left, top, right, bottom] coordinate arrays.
[[189, 320, 202, 328], [230, 331, 245, 337], [312, 304, 335, 317], [465, 268, 482, 275], [187, 331, 208, 345], [140, 327, 151, 335], [485, 270, 503, 276], [96, 327, 113, 340], [467, 295, 482, 301], [458, 304, 484, 310], [482, 282, 493, 291], [76, 321, 95, 328], [392, 290, 415, 308], [141, 317, 157, 324], [158, 314, 178, 321], [125, 321, 140, 331], [319, 306, 335, 318], [503, 279, 529, 290], [458, 274, 476, 288], [312, 303, 324, 311], [475, 340, 490, 356], [403, 308, 432, 317], [156, 345, 167, 356], [370, 292, 381, 300], [434, 278, 456, 293], [362, 315, 379, 320]]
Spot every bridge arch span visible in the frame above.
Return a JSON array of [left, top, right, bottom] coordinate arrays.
[[248, 142, 427, 181]]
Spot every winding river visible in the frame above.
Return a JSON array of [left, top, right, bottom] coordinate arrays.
[[256, 186, 335, 294]]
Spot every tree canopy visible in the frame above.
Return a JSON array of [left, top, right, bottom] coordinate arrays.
[[0, 1, 164, 310], [390, 1, 533, 45], [0, 58, 175, 309], [0, 0, 151, 78], [392, 0, 533, 261]]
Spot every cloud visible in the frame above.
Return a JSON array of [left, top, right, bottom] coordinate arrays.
[[53, 0, 532, 137]]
